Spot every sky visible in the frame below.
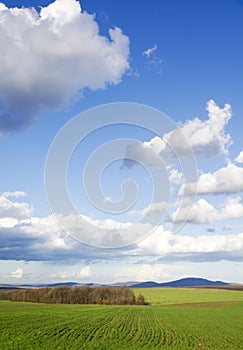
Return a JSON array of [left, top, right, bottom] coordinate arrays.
[[0, 0, 243, 284]]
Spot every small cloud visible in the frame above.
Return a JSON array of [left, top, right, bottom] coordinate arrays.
[[11, 268, 23, 278], [235, 151, 243, 164], [51, 266, 91, 280], [169, 169, 183, 185], [142, 44, 158, 58], [0, 191, 33, 220], [126, 67, 140, 78], [3, 191, 26, 199], [51, 271, 75, 279], [103, 196, 112, 203], [142, 44, 164, 74], [79, 266, 91, 279]]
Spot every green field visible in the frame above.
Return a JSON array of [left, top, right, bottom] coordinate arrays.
[[1, 288, 243, 350]]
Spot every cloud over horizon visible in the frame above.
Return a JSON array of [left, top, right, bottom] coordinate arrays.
[[1, 191, 243, 263], [0, 0, 130, 133]]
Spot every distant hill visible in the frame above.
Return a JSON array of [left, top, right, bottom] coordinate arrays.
[[130, 281, 161, 288], [0, 278, 230, 290], [131, 278, 228, 288]]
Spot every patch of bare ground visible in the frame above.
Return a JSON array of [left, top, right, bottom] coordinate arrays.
[[169, 301, 232, 308]]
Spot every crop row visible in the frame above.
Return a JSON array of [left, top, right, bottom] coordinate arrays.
[[0, 301, 243, 349]]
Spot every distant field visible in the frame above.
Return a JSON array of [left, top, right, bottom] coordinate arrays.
[[134, 287, 243, 305], [1, 288, 243, 350]]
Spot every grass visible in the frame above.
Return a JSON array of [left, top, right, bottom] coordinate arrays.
[[133, 287, 243, 305], [0, 288, 243, 349]]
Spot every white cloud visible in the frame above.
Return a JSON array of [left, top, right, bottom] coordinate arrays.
[[124, 100, 232, 167], [131, 194, 243, 226], [142, 44, 158, 58], [11, 267, 23, 278], [135, 226, 243, 259], [51, 271, 76, 279], [55, 212, 155, 248], [0, 191, 152, 255], [122, 141, 163, 167], [0, 217, 18, 228], [2, 191, 26, 199], [130, 201, 168, 217], [148, 99, 232, 159], [0, 192, 32, 220], [171, 196, 243, 225], [115, 263, 179, 282], [40, 0, 81, 25], [235, 151, 243, 163], [0, 0, 130, 133], [1, 191, 243, 262], [49, 266, 91, 280], [171, 198, 218, 225], [142, 44, 163, 74], [79, 266, 91, 279], [180, 163, 243, 195], [169, 169, 183, 185], [103, 196, 112, 203], [220, 196, 243, 220]]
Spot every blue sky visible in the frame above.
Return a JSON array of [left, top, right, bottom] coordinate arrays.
[[0, 0, 243, 284]]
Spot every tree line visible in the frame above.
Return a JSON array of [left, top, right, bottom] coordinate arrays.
[[0, 286, 148, 305]]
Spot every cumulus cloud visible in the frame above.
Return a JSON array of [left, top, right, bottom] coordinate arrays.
[[115, 263, 179, 282], [135, 227, 243, 261], [0, 0, 129, 133], [235, 151, 243, 163], [122, 142, 164, 168], [130, 195, 243, 226], [11, 267, 24, 278], [180, 163, 243, 195], [0, 217, 18, 228], [0, 192, 33, 220], [0, 191, 148, 259], [169, 169, 183, 185], [171, 196, 243, 225], [124, 100, 232, 167], [1, 191, 243, 263], [51, 271, 76, 279], [50, 265, 91, 279], [78, 265, 91, 279], [171, 198, 218, 225], [130, 201, 168, 218], [55, 212, 155, 248]]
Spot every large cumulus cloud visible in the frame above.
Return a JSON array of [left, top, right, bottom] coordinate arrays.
[[0, 0, 130, 133], [124, 100, 232, 166], [1, 191, 243, 263]]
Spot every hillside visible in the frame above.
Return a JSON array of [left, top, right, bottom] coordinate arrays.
[[131, 277, 228, 288]]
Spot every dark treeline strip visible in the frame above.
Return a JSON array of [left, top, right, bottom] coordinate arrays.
[[0, 286, 148, 305], [193, 285, 243, 291]]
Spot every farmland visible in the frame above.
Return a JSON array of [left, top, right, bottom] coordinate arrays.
[[0, 288, 243, 349]]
